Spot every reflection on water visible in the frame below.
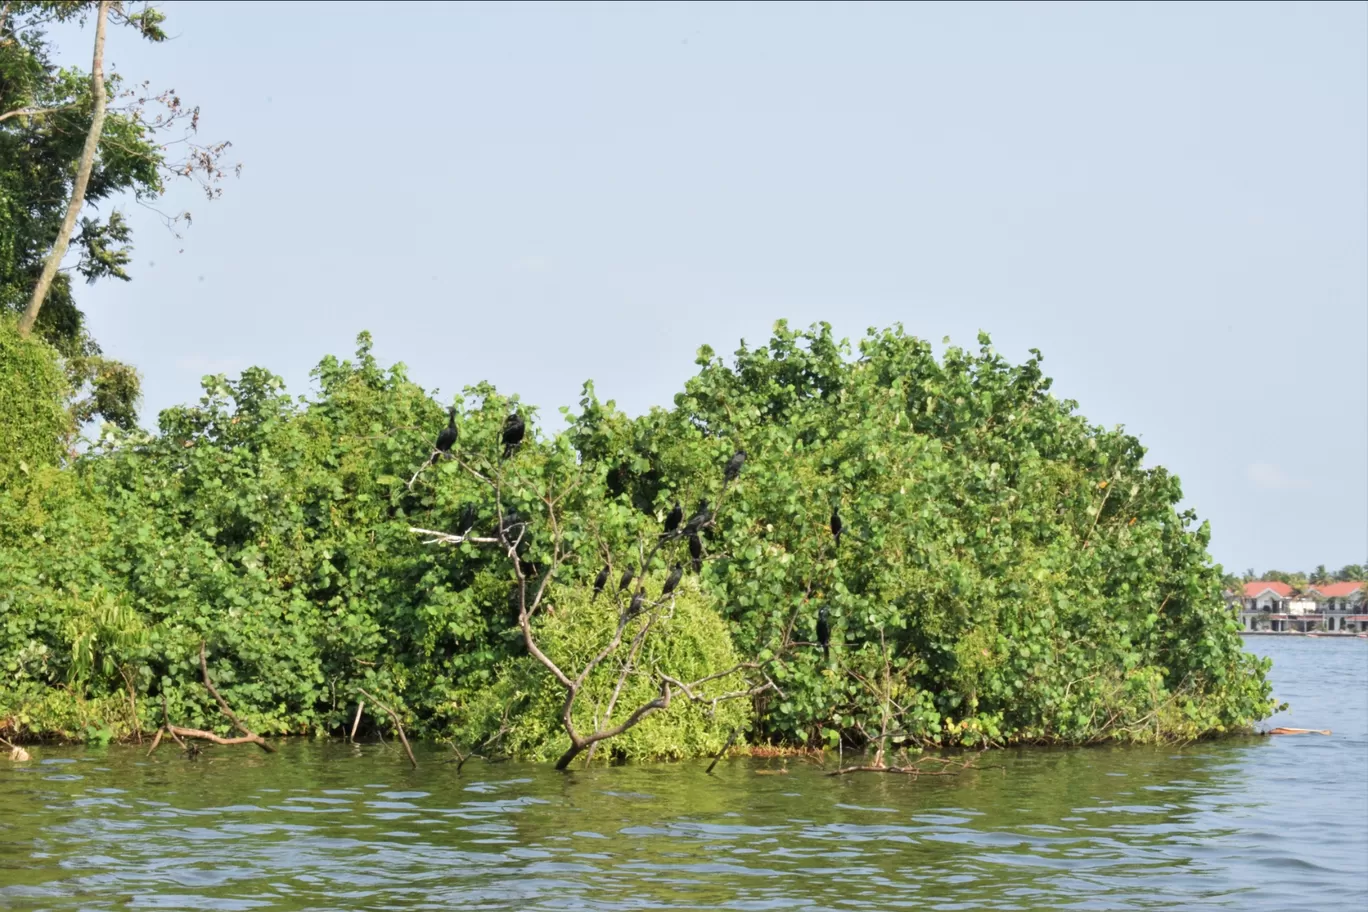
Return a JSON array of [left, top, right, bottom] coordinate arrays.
[[1, 638, 1364, 911]]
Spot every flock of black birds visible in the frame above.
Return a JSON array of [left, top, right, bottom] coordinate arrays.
[[428, 409, 527, 465], [428, 411, 843, 662]]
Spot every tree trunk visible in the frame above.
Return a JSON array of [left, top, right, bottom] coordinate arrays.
[[554, 741, 588, 771], [18, 0, 111, 338]]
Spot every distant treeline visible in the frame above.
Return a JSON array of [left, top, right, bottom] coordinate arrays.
[[1236, 566, 1366, 588]]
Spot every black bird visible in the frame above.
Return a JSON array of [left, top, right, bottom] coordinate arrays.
[[831, 507, 843, 548], [626, 590, 645, 618], [683, 499, 712, 535], [816, 605, 831, 662], [456, 503, 477, 536], [663, 501, 683, 536], [662, 563, 683, 597], [432, 407, 458, 463], [688, 533, 702, 573], [499, 511, 525, 540], [724, 449, 746, 483], [592, 565, 610, 601], [501, 412, 526, 459], [618, 565, 635, 592]]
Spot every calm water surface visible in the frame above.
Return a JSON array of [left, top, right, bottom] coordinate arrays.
[[2, 637, 1364, 911]]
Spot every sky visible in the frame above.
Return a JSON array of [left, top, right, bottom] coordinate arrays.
[[50, 1, 1368, 575]]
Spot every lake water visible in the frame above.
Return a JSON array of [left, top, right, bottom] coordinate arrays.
[[1, 637, 1364, 911]]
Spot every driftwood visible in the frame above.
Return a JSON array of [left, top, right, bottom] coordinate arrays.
[[147, 643, 275, 756], [358, 689, 418, 769]]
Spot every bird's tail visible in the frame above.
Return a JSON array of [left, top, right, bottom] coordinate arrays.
[[430, 451, 441, 465], [692, 557, 703, 574], [823, 643, 830, 663]]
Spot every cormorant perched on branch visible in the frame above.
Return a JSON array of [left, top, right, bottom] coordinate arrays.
[[456, 503, 477, 536], [432, 407, 458, 463], [816, 605, 831, 662], [499, 511, 525, 540], [830, 507, 843, 548], [663, 501, 683, 536], [592, 566, 610, 601], [683, 499, 711, 535], [688, 533, 702, 573], [501, 412, 525, 459], [618, 565, 635, 592], [724, 449, 746, 482], [662, 563, 682, 597]]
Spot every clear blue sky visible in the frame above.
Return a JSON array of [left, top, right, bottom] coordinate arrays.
[[59, 1, 1367, 574]]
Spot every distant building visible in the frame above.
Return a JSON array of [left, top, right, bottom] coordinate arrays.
[[1238, 580, 1368, 633], [1306, 581, 1367, 633]]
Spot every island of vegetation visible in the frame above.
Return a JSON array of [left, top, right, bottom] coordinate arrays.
[[2, 318, 1277, 765]]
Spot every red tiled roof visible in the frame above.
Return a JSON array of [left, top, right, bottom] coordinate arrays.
[[1307, 581, 1364, 598], [1244, 581, 1294, 598]]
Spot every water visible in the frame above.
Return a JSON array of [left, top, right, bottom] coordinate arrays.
[[2, 637, 1364, 911]]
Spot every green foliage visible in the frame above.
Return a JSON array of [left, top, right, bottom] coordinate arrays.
[[459, 583, 749, 762], [1242, 566, 1364, 587], [0, 316, 71, 487], [0, 324, 1276, 756]]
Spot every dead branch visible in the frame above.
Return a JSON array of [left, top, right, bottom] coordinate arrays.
[[409, 526, 499, 546], [706, 728, 740, 774], [167, 726, 273, 747], [350, 701, 364, 741], [357, 689, 417, 768]]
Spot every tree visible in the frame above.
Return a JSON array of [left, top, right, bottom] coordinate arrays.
[[19, 0, 110, 337], [410, 401, 777, 769], [1335, 564, 1366, 582], [0, 0, 234, 429], [1309, 565, 1330, 586]]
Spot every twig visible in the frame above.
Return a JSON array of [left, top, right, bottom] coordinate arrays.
[[358, 689, 417, 768]]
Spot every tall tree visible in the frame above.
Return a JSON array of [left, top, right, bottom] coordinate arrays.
[[0, 0, 234, 428], [19, 0, 110, 337]]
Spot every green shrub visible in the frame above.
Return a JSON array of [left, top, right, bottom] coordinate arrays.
[[0, 316, 71, 489], [0, 325, 1276, 755], [456, 580, 751, 762]]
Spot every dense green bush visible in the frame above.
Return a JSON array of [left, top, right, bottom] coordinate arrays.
[[0, 316, 71, 488], [459, 582, 750, 762], [0, 323, 1275, 756]]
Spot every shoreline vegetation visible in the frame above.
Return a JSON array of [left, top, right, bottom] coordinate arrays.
[[1, 319, 1278, 766]]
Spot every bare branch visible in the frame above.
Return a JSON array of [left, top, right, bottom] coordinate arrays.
[[0, 103, 77, 123], [357, 689, 417, 769]]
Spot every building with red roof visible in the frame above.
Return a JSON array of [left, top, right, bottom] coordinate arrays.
[[1237, 579, 1367, 633]]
